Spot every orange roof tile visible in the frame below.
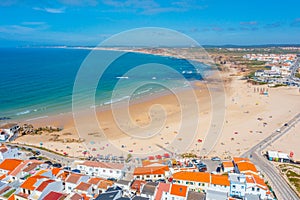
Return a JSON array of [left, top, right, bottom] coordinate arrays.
[[8, 194, 15, 200], [65, 173, 83, 184], [173, 172, 210, 183], [88, 177, 104, 185], [52, 167, 61, 176], [211, 175, 230, 186], [131, 180, 146, 192], [134, 166, 169, 175], [98, 180, 113, 189], [0, 159, 22, 173], [36, 180, 55, 192], [75, 182, 92, 191], [222, 161, 234, 168], [253, 175, 267, 189], [20, 175, 46, 190], [237, 162, 258, 173], [170, 184, 188, 197], [233, 157, 250, 164]]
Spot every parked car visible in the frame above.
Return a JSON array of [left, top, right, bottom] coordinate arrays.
[[72, 169, 81, 173], [211, 157, 221, 161], [53, 163, 62, 168], [44, 161, 53, 165]]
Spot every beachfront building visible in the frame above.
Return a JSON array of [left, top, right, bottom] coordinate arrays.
[[76, 160, 125, 180], [229, 173, 247, 198], [172, 171, 210, 192], [229, 173, 271, 199], [133, 165, 170, 181], [233, 157, 259, 176], [267, 150, 290, 163], [222, 161, 234, 173], [0, 123, 19, 142]]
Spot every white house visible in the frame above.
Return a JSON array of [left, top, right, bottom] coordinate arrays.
[[65, 173, 89, 193], [0, 123, 19, 141], [133, 165, 170, 181], [76, 160, 125, 180], [0, 144, 19, 161], [229, 173, 247, 198], [161, 184, 188, 200], [172, 171, 210, 193]]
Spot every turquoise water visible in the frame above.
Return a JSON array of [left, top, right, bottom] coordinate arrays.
[[0, 48, 207, 120]]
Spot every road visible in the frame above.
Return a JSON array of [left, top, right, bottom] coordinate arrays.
[[241, 113, 300, 200], [7, 143, 76, 166]]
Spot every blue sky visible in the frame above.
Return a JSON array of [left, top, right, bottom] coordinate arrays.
[[0, 0, 300, 46]]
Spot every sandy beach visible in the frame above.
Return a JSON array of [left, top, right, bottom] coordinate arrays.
[[12, 64, 300, 160]]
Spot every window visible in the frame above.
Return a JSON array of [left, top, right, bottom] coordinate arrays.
[[252, 188, 255, 191], [232, 185, 236, 189], [117, 171, 120, 174], [257, 188, 260, 192], [96, 169, 98, 171], [146, 175, 150, 178], [110, 170, 113, 173], [103, 170, 106, 172], [241, 186, 244, 189], [158, 175, 162, 177]]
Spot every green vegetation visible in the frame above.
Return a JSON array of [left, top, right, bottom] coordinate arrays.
[[273, 84, 287, 87], [288, 177, 300, 193], [3, 189, 16, 198], [278, 164, 300, 194], [126, 154, 132, 163], [295, 73, 300, 79]]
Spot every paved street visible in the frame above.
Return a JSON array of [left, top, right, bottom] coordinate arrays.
[[241, 113, 300, 200], [8, 143, 76, 166]]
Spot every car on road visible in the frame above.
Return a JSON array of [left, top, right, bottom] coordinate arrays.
[[44, 161, 53, 165], [284, 123, 289, 126], [29, 156, 37, 160], [211, 157, 221, 161], [53, 163, 62, 168]]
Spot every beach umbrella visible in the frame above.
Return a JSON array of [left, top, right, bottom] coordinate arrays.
[[197, 139, 202, 143], [290, 151, 294, 158], [148, 156, 155, 160], [164, 153, 170, 158]]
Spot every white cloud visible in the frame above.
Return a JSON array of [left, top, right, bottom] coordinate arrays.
[[33, 7, 65, 13]]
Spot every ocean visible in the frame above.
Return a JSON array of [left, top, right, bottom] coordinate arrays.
[[0, 47, 208, 121]]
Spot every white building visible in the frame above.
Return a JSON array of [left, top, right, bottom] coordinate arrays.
[[0, 123, 19, 141], [0, 144, 19, 161], [64, 173, 89, 193], [76, 160, 125, 180]]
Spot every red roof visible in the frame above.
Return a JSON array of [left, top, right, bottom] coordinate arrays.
[[43, 191, 65, 200], [20, 175, 46, 190], [36, 180, 55, 192]]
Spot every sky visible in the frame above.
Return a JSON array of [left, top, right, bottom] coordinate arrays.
[[0, 0, 300, 46]]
